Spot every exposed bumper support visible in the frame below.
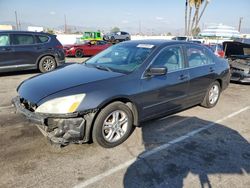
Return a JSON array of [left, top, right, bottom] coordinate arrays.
[[12, 96, 97, 146]]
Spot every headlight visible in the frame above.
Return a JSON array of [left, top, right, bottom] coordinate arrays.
[[35, 94, 85, 114]]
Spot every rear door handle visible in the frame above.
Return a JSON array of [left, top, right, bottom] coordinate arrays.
[[36, 46, 42, 50], [179, 74, 189, 80]]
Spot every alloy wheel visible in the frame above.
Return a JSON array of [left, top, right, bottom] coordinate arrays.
[[102, 110, 128, 143]]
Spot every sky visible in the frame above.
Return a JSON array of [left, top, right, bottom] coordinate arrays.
[[0, 0, 250, 34]]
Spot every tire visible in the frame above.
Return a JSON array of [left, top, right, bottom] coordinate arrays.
[[92, 102, 134, 148], [125, 37, 130, 41], [38, 56, 56, 73], [75, 49, 83, 58], [201, 81, 221, 108], [110, 36, 115, 42]]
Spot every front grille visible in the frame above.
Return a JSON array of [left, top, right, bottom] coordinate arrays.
[[20, 98, 37, 112]]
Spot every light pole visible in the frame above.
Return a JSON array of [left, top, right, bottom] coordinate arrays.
[[64, 14, 67, 34], [15, 11, 18, 30], [238, 17, 243, 32]]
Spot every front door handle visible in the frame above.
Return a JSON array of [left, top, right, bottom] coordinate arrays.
[[209, 67, 215, 72], [2, 47, 12, 51]]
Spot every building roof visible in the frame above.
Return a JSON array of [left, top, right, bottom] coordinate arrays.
[[200, 24, 240, 38]]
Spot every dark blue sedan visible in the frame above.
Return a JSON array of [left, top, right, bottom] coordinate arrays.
[[13, 40, 231, 148]]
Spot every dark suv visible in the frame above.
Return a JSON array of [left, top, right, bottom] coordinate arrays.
[[0, 31, 65, 73]]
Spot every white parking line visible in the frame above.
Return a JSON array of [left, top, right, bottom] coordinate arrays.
[[73, 106, 250, 188], [0, 105, 13, 110]]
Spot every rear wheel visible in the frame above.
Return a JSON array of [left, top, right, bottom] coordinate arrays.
[[201, 81, 221, 108], [92, 102, 134, 148], [75, 50, 83, 58], [38, 56, 56, 73]]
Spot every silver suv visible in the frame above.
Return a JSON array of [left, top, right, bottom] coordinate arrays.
[[103, 31, 131, 43]]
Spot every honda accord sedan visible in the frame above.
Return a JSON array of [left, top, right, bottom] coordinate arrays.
[[13, 40, 230, 148]]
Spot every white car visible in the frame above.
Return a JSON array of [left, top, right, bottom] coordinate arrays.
[[103, 31, 131, 42]]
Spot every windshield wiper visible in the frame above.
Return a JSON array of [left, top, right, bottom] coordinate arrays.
[[94, 64, 113, 72]]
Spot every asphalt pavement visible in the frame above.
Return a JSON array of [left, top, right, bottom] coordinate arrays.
[[0, 58, 250, 188]]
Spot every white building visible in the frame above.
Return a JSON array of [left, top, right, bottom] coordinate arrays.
[[200, 24, 240, 38], [0, 24, 13, 30], [27, 26, 44, 32]]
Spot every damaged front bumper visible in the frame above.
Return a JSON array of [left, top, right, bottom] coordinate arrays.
[[230, 68, 250, 83], [12, 96, 97, 146]]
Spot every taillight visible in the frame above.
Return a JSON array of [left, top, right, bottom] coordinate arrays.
[[56, 45, 63, 49]]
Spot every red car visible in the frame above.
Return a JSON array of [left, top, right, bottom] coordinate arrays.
[[63, 40, 112, 57], [205, 44, 225, 58]]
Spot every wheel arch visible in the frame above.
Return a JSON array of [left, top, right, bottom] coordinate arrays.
[[216, 78, 222, 89], [97, 97, 139, 126], [87, 97, 139, 143]]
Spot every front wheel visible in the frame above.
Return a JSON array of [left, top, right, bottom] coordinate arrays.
[[201, 81, 221, 108], [38, 56, 56, 73], [92, 102, 134, 148]]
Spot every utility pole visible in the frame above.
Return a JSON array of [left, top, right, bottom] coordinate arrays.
[[64, 14, 67, 34], [139, 20, 141, 34], [15, 11, 18, 30], [238, 17, 243, 32], [18, 20, 21, 30]]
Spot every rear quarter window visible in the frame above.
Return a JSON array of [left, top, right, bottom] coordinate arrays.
[[36, 35, 49, 43]]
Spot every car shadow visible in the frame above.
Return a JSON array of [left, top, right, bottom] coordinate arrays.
[[0, 69, 39, 77], [0, 64, 72, 77], [123, 115, 250, 188]]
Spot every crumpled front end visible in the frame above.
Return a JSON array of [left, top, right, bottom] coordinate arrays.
[[229, 59, 250, 83], [12, 96, 97, 146]]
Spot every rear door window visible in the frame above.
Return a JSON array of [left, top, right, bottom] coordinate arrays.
[[0, 34, 10, 46], [12, 34, 35, 45], [187, 45, 213, 68]]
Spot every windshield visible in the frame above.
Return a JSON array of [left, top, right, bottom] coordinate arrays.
[[85, 43, 155, 73]]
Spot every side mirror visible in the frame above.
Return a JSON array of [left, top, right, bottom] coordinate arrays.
[[145, 67, 167, 77]]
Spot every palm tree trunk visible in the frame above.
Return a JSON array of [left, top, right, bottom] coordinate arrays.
[[187, 6, 192, 35], [196, 0, 210, 28], [190, 6, 198, 35]]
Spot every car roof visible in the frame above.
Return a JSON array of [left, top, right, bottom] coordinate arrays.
[[121, 39, 196, 47], [0, 30, 52, 36]]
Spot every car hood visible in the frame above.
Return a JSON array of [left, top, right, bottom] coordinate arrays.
[[18, 64, 124, 104]]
